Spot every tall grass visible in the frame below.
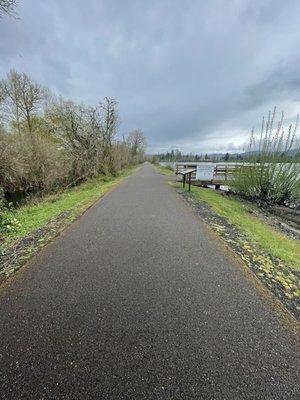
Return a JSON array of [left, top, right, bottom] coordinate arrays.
[[232, 108, 300, 206]]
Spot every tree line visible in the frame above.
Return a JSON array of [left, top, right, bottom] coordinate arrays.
[[151, 150, 244, 163], [151, 148, 300, 164], [0, 70, 147, 201]]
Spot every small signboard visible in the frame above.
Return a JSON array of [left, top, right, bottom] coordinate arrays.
[[196, 164, 215, 181]]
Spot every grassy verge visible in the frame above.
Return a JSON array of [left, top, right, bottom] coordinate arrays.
[[1, 166, 137, 248], [154, 164, 175, 175], [177, 184, 300, 271]]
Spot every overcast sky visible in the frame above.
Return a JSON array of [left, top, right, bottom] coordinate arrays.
[[1, 0, 300, 153]]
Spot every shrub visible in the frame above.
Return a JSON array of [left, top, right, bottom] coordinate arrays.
[[231, 108, 300, 206]]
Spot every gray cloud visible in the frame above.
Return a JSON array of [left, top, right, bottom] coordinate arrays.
[[244, 58, 300, 108], [1, 0, 300, 152]]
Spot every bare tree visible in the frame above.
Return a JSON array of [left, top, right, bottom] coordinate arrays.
[[99, 97, 119, 172], [0, 70, 45, 133], [0, 0, 17, 17], [0, 70, 22, 133], [127, 129, 147, 157], [45, 97, 103, 182]]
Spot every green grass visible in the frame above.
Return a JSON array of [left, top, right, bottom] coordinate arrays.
[[2, 166, 137, 247], [181, 184, 300, 271], [154, 164, 175, 175]]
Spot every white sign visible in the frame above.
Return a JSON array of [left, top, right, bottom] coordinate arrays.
[[196, 164, 215, 180]]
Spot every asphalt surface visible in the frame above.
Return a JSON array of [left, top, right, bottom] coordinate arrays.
[[0, 163, 299, 400]]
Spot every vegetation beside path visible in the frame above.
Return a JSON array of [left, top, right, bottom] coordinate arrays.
[[154, 164, 174, 176], [188, 185, 300, 271], [0, 166, 137, 281]]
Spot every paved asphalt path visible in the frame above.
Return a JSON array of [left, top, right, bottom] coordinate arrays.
[[0, 163, 299, 399]]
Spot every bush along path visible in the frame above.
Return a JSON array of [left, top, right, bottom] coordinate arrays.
[[0, 167, 137, 284], [174, 186, 300, 321]]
